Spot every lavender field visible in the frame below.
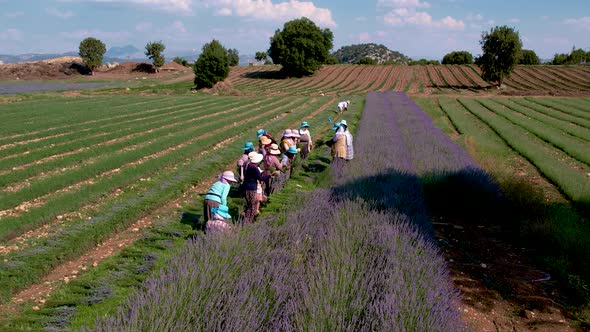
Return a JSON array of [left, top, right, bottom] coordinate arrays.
[[83, 91, 511, 331]]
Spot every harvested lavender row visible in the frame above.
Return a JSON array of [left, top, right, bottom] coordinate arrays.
[[375, 91, 503, 219], [331, 91, 432, 234]]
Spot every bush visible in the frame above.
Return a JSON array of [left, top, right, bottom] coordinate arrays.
[[193, 39, 230, 89], [442, 51, 473, 65]]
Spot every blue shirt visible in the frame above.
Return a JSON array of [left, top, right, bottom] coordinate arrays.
[[205, 181, 230, 205]]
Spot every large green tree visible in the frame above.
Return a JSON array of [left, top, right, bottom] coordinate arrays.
[[478, 25, 522, 87], [519, 49, 540, 65], [442, 51, 473, 65], [227, 48, 239, 66], [78, 37, 106, 75], [268, 17, 333, 77], [255, 51, 268, 62], [145, 41, 166, 72], [193, 39, 230, 89]]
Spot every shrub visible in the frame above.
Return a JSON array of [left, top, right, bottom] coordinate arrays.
[[193, 39, 230, 89]]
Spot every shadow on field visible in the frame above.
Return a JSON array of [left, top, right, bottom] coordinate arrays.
[[243, 70, 288, 80], [330, 166, 590, 328]]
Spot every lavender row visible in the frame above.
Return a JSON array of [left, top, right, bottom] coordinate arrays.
[[86, 189, 463, 331]]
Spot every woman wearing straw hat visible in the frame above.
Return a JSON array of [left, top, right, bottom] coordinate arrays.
[[204, 171, 238, 223], [207, 205, 233, 233], [298, 121, 312, 160], [237, 141, 254, 183], [280, 129, 294, 153], [242, 152, 270, 224], [264, 143, 284, 194]]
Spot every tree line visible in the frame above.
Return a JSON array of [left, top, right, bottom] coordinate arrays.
[[77, 18, 589, 90]]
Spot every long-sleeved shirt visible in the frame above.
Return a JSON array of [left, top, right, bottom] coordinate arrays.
[[205, 181, 230, 205], [242, 163, 270, 191]]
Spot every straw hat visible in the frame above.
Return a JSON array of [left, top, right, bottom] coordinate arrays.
[[282, 129, 292, 138], [222, 170, 238, 183], [340, 119, 348, 127], [248, 151, 263, 164], [269, 143, 281, 155], [260, 135, 271, 145], [290, 129, 301, 138]]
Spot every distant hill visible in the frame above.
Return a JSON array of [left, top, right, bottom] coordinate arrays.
[[332, 43, 411, 64]]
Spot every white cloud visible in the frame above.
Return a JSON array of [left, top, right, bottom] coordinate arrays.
[[60, 29, 131, 43], [466, 13, 483, 21], [46, 8, 75, 19], [358, 32, 371, 42], [563, 16, 590, 30], [169, 20, 187, 34], [509, 18, 520, 23], [0, 28, 23, 41], [204, 0, 336, 27], [355, 16, 367, 22], [383, 10, 464, 30], [71, 0, 192, 14], [378, 0, 430, 8], [135, 22, 153, 32], [5, 11, 24, 18]]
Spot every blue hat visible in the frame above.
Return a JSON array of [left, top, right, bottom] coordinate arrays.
[[256, 129, 267, 138], [287, 145, 298, 154], [211, 205, 231, 219], [300, 121, 310, 128], [242, 141, 255, 151], [331, 122, 341, 131]]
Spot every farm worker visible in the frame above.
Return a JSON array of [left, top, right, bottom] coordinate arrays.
[[341, 120, 354, 161], [242, 152, 270, 224], [290, 128, 301, 151], [237, 141, 254, 183], [298, 121, 312, 159], [207, 205, 233, 233], [257, 128, 277, 151], [331, 120, 348, 162], [264, 143, 284, 194], [280, 129, 294, 153], [337, 100, 350, 113], [281, 145, 298, 180], [203, 171, 238, 223], [259, 135, 272, 156]]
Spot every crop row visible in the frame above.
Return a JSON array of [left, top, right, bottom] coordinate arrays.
[[0, 94, 336, 304], [228, 64, 590, 96], [456, 98, 590, 208], [0, 96, 311, 239]]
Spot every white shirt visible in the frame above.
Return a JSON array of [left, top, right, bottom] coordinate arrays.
[[337, 101, 348, 111]]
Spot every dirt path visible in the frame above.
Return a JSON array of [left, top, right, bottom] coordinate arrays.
[[435, 220, 578, 332]]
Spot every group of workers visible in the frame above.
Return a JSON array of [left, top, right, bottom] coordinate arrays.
[[202, 100, 354, 233]]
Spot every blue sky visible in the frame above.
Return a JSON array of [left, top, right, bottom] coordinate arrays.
[[1, 0, 589, 60]]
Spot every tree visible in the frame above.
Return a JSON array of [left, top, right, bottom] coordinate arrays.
[[78, 37, 106, 75], [442, 51, 473, 65], [268, 17, 333, 77], [193, 39, 230, 89], [255, 51, 268, 62], [519, 49, 540, 65], [173, 56, 188, 67], [227, 48, 239, 66], [356, 57, 377, 65], [145, 41, 166, 72], [478, 26, 522, 87]]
